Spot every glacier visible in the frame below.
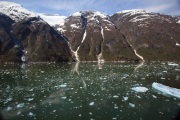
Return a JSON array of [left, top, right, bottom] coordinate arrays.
[[152, 82, 180, 99]]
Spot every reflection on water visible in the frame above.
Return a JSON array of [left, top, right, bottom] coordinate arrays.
[[0, 62, 180, 120]]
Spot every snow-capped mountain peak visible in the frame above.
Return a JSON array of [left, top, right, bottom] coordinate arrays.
[[0, 1, 37, 22], [71, 11, 108, 19], [117, 9, 147, 14]]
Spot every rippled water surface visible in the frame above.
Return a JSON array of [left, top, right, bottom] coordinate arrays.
[[0, 62, 180, 120]]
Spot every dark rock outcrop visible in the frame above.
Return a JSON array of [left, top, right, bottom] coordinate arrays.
[[110, 10, 180, 61], [12, 17, 73, 62], [0, 14, 73, 63], [0, 13, 22, 63]]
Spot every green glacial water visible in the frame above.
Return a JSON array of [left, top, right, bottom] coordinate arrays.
[[0, 62, 180, 120]]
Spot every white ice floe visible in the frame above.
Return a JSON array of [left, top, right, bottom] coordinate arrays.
[[59, 84, 67, 88], [17, 103, 25, 108], [123, 96, 128, 101], [168, 62, 179, 66], [113, 95, 119, 98], [17, 111, 21, 115], [6, 97, 13, 102], [152, 82, 180, 99], [152, 95, 157, 98], [89, 102, 95, 106], [129, 103, 135, 108], [131, 87, 148, 92], [28, 98, 34, 101], [28, 112, 35, 116], [6, 107, 13, 111]]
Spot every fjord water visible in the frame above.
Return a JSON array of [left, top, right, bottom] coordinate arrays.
[[0, 62, 179, 120]]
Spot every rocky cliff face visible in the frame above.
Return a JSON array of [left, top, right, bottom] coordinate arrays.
[[111, 9, 180, 61], [62, 11, 139, 62], [0, 13, 22, 63], [12, 17, 73, 62]]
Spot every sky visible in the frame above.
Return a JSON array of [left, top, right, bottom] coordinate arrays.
[[3, 0, 180, 16]]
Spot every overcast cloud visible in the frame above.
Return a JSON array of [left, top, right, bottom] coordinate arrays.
[[3, 0, 180, 16]]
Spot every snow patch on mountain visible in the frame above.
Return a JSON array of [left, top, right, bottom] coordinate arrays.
[[0, 1, 37, 22], [176, 43, 180, 47], [72, 11, 108, 19], [177, 20, 180, 24], [38, 13, 66, 27], [117, 9, 147, 15], [70, 24, 80, 29]]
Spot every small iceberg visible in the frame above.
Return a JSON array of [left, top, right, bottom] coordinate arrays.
[[131, 87, 148, 93], [168, 62, 178, 66], [17, 103, 25, 108], [89, 102, 95, 106], [152, 82, 180, 99]]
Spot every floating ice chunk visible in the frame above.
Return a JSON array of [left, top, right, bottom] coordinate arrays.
[[6, 97, 13, 102], [123, 97, 128, 101], [28, 112, 35, 116], [7, 107, 13, 111], [53, 110, 56, 112], [29, 88, 34, 91], [168, 62, 178, 66], [112, 117, 117, 120], [113, 95, 119, 98], [59, 84, 67, 88], [152, 95, 157, 98], [61, 96, 67, 99], [136, 95, 141, 98], [152, 82, 180, 99], [28, 98, 34, 101], [129, 103, 135, 108], [131, 87, 148, 92], [17, 111, 21, 115], [17, 103, 25, 108], [89, 102, 95, 106]]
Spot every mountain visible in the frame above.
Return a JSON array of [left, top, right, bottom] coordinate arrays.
[[61, 11, 139, 61], [0, 1, 73, 63], [111, 9, 180, 61], [0, 1, 180, 62], [0, 1, 37, 22]]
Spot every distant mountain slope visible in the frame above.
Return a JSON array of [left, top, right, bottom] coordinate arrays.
[[62, 11, 139, 61], [111, 9, 180, 61]]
